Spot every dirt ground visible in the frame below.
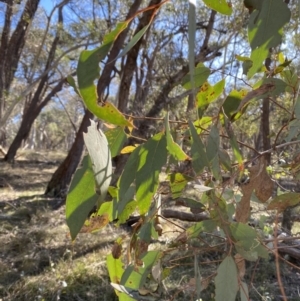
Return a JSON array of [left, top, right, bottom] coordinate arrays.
[[1, 151, 300, 301], [0, 151, 127, 301]]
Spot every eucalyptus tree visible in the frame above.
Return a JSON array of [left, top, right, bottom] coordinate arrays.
[[3, 0, 103, 162], [64, 0, 300, 300], [0, 0, 40, 144], [46, 0, 243, 196]]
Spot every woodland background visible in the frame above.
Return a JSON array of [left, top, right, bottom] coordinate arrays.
[[1, 0, 300, 300]]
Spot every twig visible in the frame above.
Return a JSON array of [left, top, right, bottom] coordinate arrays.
[[274, 211, 288, 301]]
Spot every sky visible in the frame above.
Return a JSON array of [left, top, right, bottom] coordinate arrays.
[[40, 0, 55, 14]]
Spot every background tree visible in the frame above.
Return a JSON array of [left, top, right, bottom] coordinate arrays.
[[0, 0, 40, 144]]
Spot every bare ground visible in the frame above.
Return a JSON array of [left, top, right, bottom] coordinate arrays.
[[0, 151, 125, 301], [1, 151, 300, 301]]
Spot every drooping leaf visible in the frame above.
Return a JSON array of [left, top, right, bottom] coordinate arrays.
[[203, 0, 232, 15], [187, 220, 217, 238], [121, 251, 161, 289], [222, 89, 248, 121], [67, 75, 80, 96], [182, 63, 210, 90], [168, 173, 192, 198], [105, 127, 127, 157], [206, 125, 220, 162], [117, 200, 137, 225], [116, 23, 151, 60], [136, 133, 168, 214], [110, 284, 139, 301], [215, 256, 239, 301], [66, 154, 99, 240], [240, 281, 249, 301], [230, 222, 268, 260], [247, 0, 291, 78], [197, 79, 225, 117], [83, 120, 112, 202], [219, 149, 232, 172], [80, 212, 110, 233], [193, 116, 213, 134], [267, 192, 300, 212], [118, 146, 141, 203], [117, 185, 136, 218], [189, 121, 209, 173], [253, 78, 287, 98], [224, 118, 243, 165], [165, 113, 190, 161], [77, 22, 132, 127], [107, 253, 124, 285]]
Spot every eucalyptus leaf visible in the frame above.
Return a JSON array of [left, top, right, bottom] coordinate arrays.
[[83, 119, 112, 202]]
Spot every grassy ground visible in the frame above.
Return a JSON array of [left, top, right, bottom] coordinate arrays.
[[0, 151, 124, 301], [1, 151, 300, 301]]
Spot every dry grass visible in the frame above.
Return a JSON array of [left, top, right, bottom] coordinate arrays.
[[1, 151, 300, 301], [0, 151, 126, 301]]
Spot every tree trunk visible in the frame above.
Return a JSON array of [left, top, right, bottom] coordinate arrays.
[[117, 0, 162, 112], [262, 97, 271, 164], [0, 0, 40, 144], [4, 79, 65, 161], [4, 5, 65, 162], [45, 110, 93, 197]]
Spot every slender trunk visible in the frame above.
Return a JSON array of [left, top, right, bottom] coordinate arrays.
[[4, 79, 65, 161], [262, 98, 271, 164], [117, 0, 162, 112], [0, 0, 40, 145], [4, 5, 64, 161], [45, 110, 93, 197]]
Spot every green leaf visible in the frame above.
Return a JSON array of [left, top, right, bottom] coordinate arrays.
[[254, 78, 287, 97], [117, 200, 137, 225], [267, 192, 300, 212], [219, 149, 232, 172], [121, 251, 161, 289], [247, 0, 291, 78], [83, 120, 112, 202], [66, 155, 99, 240], [110, 284, 139, 301], [182, 63, 210, 90], [139, 221, 154, 243], [67, 75, 80, 96], [107, 253, 124, 284], [197, 79, 225, 117], [203, 0, 232, 15], [168, 173, 192, 198], [187, 220, 217, 238], [117, 185, 136, 217], [240, 281, 249, 301], [206, 125, 219, 162], [230, 222, 268, 260], [105, 127, 127, 157], [215, 256, 238, 301], [222, 89, 248, 121], [118, 146, 141, 202], [165, 113, 189, 161], [189, 121, 209, 173], [136, 133, 167, 214], [116, 23, 151, 60], [77, 22, 132, 127], [224, 119, 243, 165], [97, 200, 115, 221]]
